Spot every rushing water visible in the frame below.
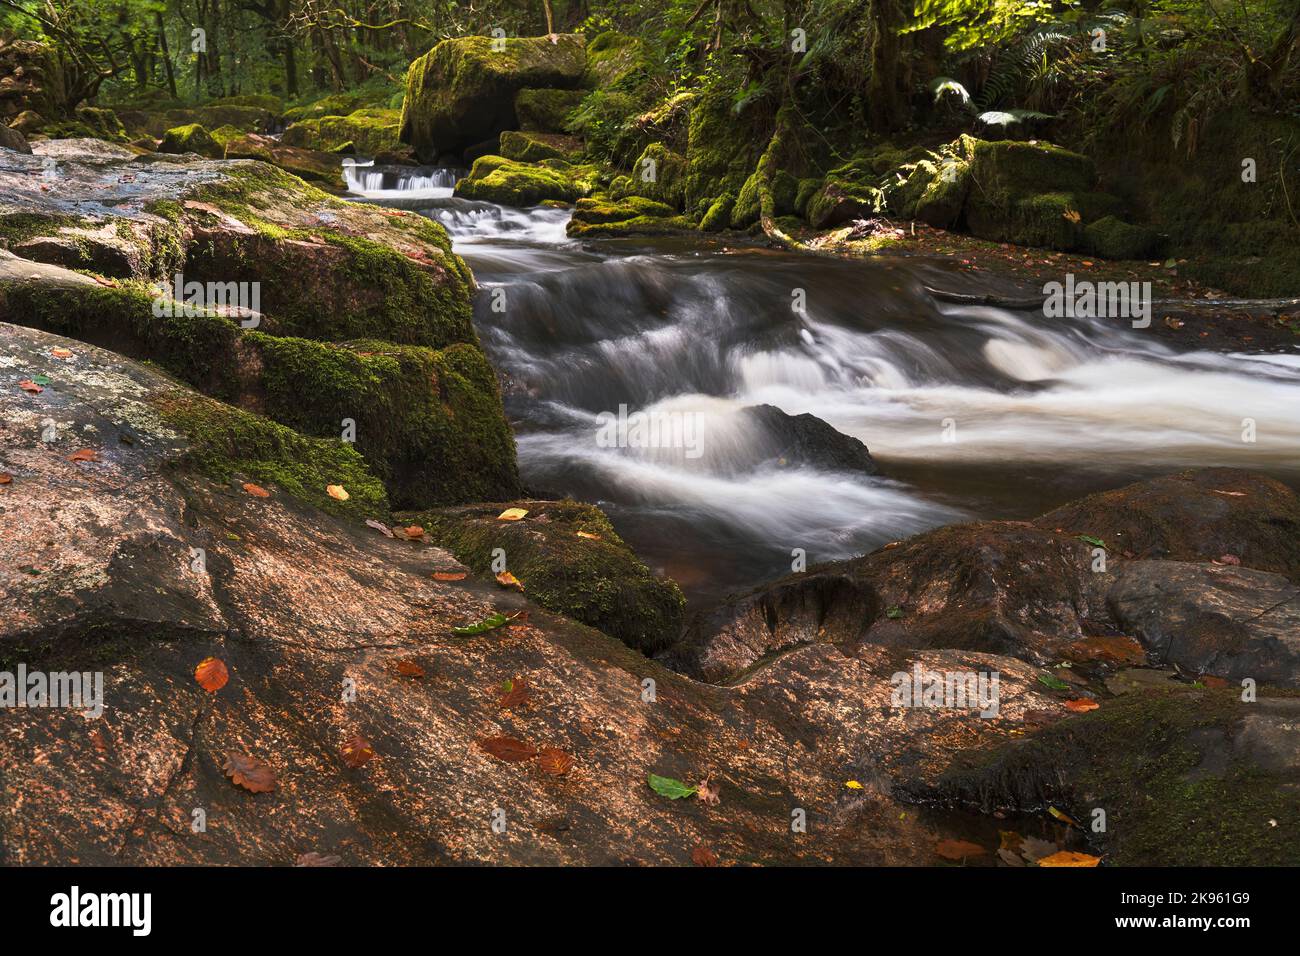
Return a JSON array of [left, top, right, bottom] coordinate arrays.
[[352, 169, 1300, 603]]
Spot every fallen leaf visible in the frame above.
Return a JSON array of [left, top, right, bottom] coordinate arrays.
[[1063, 698, 1100, 713], [696, 778, 721, 806], [1062, 208, 1081, 224], [576, 531, 601, 540], [51, 348, 73, 359], [1048, 806, 1078, 826], [537, 747, 575, 776], [1037, 673, 1071, 691], [453, 612, 510, 635], [1065, 635, 1146, 665], [432, 570, 467, 581], [295, 852, 342, 867], [242, 482, 271, 498], [194, 656, 229, 693], [477, 736, 537, 762], [495, 570, 523, 591], [326, 484, 349, 501], [0, 473, 11, 485], [341, 734, 375, 768], [647, 773, 697, 799], [222, 752, 277, 793], [497, 507, 529, 521], [936, 839, 987, 861], [844, 779, 864, 790], [498, 677, 531, 709], [1076, 534, 1106, 549], [998, 848, 1026, 866], [68, 448, 99, 463], [17, 379, 43, 394], [1038, 850, 1101, 867], [398, 525, 424, 539], [691, 844, 718, 867], [1020, 836, 1058, 862], [391, 658, 425, 678], [1211, 489, 1246, 497]]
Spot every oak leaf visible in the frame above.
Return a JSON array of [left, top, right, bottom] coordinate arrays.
[[477, 736, 537, 762], [223, 752, 277, 793]]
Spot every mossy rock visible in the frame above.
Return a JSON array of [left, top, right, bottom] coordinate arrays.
[[499, 129, 582, 163], [282, 108, 403, 156], [794, 178, 821, 219], [565, 213, 694, 238], [618, 143, 686, 208], [514, 87, 586, 132], [157, 391, 390, 521], [924, 690, 1300, 865], [806, 178, 886, 229], [730, 170, 763, 229], [964, 138, 1104, 249], [583, 31, 648, 88], [0, 279, 518, 509], [683, 92, 762, 215], [403, 499, 686, 653], [699, 192, 736, 232], [159, 123, 222, 158], [1084, 215, 1161, 260], [208, 127, 346, 191], [569, 195, 674, 225], [209, 93, 285, 114], [454, 154, 588, 206], [401, 34, 587, 161]]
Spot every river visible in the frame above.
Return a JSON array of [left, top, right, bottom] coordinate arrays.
[[347, 162, 1300, 605]]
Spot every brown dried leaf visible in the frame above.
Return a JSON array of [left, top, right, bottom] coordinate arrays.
[[696, 777, 721, 806], [51, 347, 74, 360], [498, 677, 531, 710], [326, 484, 349, 501], [1064, 635, 1146, 665], [0, 473, 11, 485], [17, 379, 43, 394], [537, 747, 574, 776], [341, 734, 375, 769], [1063, 698, 1099, 713], [391, 658, 425, 678], [935, 839, 986, 861], [691, 844, 718, 867], [476, 736, 537, 763], [432, 570, 467, 582], [223, 752, 277, 793], [68, 448, 99, 463], [497, 508, 528, 521], [242, 482, 271, 498], [295, 852, 341, 867], [495, 570, 524, 591], [194, 656, 229, 693]]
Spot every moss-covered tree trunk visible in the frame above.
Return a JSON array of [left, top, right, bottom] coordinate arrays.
[[866, 0, 906, 131]]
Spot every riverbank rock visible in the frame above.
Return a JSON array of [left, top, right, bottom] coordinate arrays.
[[282, 107, 404, 157], [1, 322, 1086, 865], [0, 123, 31, 154], [0, 146, 521, 509], [403, 499, 685, 654], [454, 154, 597, 206], [400, 34, 587, 162], [738, 405, 878, 474], [209, 128, 347, 191], [515, 88, 586, 132], [672, 469, 1300, 687]]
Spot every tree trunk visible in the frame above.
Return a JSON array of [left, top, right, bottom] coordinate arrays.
[[866, 0, 906, 131]]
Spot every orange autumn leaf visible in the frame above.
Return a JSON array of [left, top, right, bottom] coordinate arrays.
[[691, 844, 718, 867], [194, 656, 229, 693], [51, 348, 73, 359], [17, 379, 43, 394], [391, 658, 426, 678], [222, 752, 277, 793], [476, 736, 537, 763], [1064, 635, 1146, 665], [0, 473, 11, 485], [576, 531, 601, 540], [399, 525, 424, 539], [936, 839, 987, 861], [68, 448, 99, 463], [1063, 698, 1099, 713], [1038, 850, 1102, 867], [341, 734, 376, 769], [496, 507, 528, 521], [495, 570, 523, 591], [432, 570, 467, 582], [537, 747, 575, 776], [326, 484, 349, 501], [498, 677, 531, 710], [242, 482, 271, 498]]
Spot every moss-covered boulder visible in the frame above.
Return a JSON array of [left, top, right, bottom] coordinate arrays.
[[565, 195, 685, 237], [403, 499, 685, 653], [613, 143, 686, 209], [1083, 214, 1161, 260], [699, 192, 736, 231], [118, 104, 273, 139], [583, 31, 647, 88], [400, 34, 587, 161], [158, 123, 222, 158], [682, 93, 763, 216], [514, 87, 586, 132], [209, 127, 346, 191], [282, 107, 403, 157], [454, 153, 594, 206], [498, 129, 582, 163]]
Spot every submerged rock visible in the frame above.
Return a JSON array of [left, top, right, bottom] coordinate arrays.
[[737, 405, 878, 475]]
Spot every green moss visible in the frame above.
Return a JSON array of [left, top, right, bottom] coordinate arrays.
[[569, 195, 674, 224], [683, 92, 763, 216], [155, 392, 389, 521], [282, 108, 402, 156], [699, 192, 736, 232], [584, 31, 647, 88], [454, 154, 589, 206], [514, 88, 587, 132], [498, 130, 582, 163], [1084, 215, 1161, 260], [159, 123, 221, 158], [404, 499, 685, 653]]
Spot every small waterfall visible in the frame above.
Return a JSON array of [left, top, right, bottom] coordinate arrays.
[[343, 160, 461, 198]]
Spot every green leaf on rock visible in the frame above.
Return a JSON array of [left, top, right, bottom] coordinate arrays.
[[886, 606, 903, 619], [647, 773, 697, 799], [1038, 673, 1071, 691], [452, 612, 509, 635], [1077, 535, 1106, 548]]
